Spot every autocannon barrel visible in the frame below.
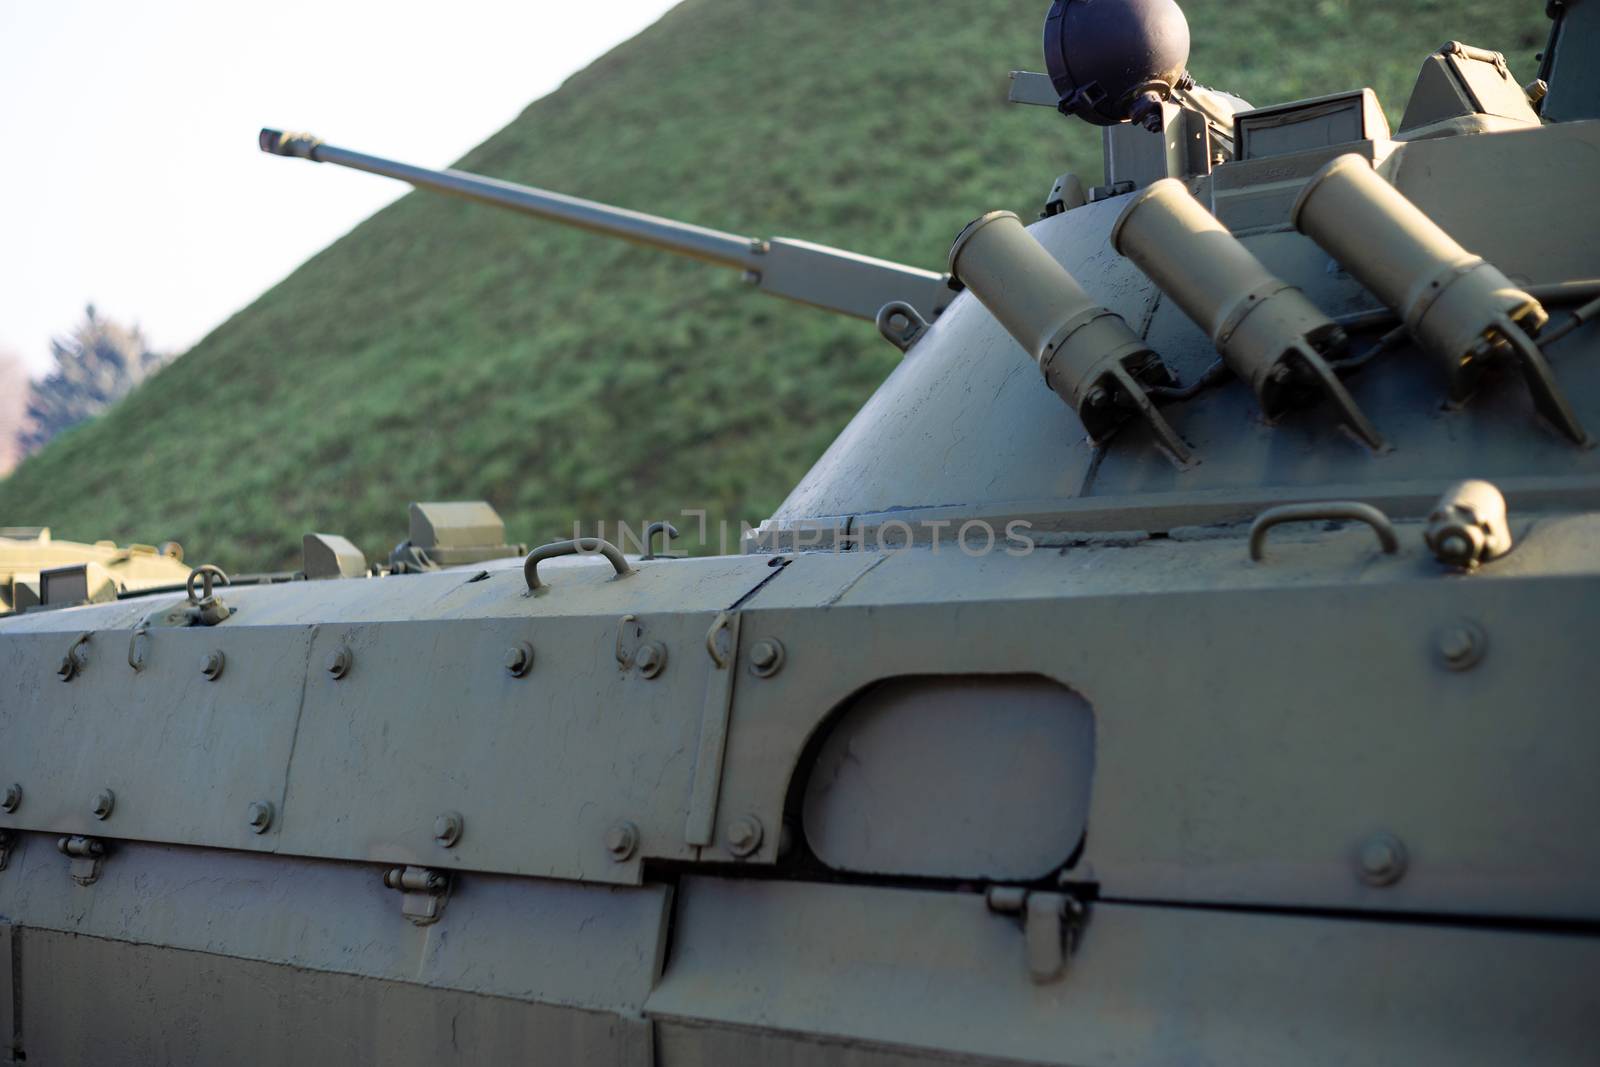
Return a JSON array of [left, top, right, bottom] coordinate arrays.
[[258, 129, 954, 324], [260, 129, 759, 271]]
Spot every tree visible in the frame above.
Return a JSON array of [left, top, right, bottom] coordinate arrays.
[[18, 305, 168, 457], [0, 348, 27, 476]]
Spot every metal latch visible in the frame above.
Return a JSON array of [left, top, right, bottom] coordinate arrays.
[[383, 865, 450, 925], [58, 835, 106, 887], [986, 886, 1087, 983]]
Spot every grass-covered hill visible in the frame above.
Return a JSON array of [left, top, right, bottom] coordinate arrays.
[[0, 0, 1548, 569]]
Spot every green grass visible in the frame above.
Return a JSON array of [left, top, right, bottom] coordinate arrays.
[[0, 0, 1549, 569]]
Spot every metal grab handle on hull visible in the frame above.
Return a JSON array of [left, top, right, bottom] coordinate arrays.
[[1249, 502, 1399, 562], [524, 538, 634, 594]]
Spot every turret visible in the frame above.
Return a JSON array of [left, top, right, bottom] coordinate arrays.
[[767, 0, 1600, 537]]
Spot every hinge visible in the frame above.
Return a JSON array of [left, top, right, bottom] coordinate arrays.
[[383, 865, 450, 925], [986, 886, 1088, 983], [57, 835, 106, 887]]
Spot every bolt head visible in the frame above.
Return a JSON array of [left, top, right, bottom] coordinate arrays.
[[1438, 532, 1472, 564], [1358, 832, 1408, 887], [504, 642, 533, 677], [1, 783, 21, 813], [1429, 521, 1486, 569], [748, 638, 785, 677], [433, 811, 464, 848], [90, 789, 115, 820], [201, 649, 226, 680], [246, 801, 274, 834], [325, 647, 352, 679], [1084, 387, 1110, 410], [635, 641, 666, 678], [605, 821, 639, 861], [726, 815, 763, 858], [1435, 621, 1486, 672]]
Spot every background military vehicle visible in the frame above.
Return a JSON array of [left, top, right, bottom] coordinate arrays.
[[2, 0, 1598, 1063], [0, 527, 190, 616]]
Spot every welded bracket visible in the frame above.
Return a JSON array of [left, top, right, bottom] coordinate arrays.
[[877, 301, 932, 352], [1501, 321, 1589, 445]]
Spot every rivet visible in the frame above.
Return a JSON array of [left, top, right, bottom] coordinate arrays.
[[201, 649, 226, 680], [605, 821, 639, 862], [433, 811, 464, 848], [504, 642, 534, 678], [635, 641, 667, 679], [1357, 832, 1408, 887], [748, 638, 785, 678], [246, 800, 275, 834], [90, 789, 116, 821], [1435, 621, 1486, 672], [1, 783, 21, 813], [326, 646, 353, 679], [726, 815, 763, 858]]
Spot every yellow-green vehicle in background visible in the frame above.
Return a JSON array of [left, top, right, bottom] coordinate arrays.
[[2, 1, 1598, 1063], [0, 528, 190, 616]]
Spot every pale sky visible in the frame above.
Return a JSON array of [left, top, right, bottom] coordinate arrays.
[[0, 0, 680, 375]]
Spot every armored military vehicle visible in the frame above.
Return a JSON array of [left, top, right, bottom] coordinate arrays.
[[2, 1, 1597, 1062], [0, 528, 192, 617]]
